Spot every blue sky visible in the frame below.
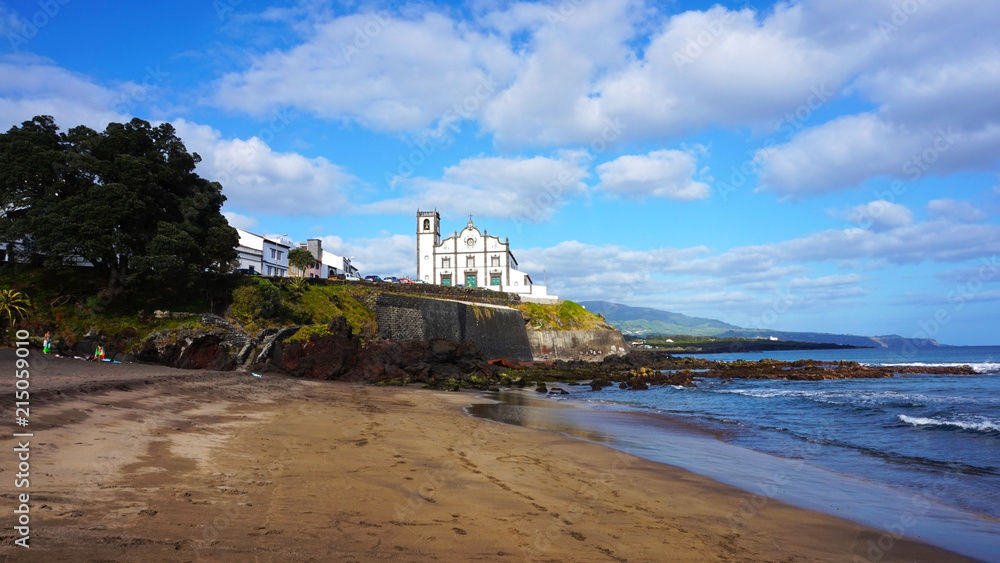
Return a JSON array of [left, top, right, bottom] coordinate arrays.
[[2, 0, 999, 344]]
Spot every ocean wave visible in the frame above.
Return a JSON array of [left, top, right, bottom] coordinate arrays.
[[714, 388, 930, 408], [868, 362, 1000, 374], [898, 414, 1000, 434]]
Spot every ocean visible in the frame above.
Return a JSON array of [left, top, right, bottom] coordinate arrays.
[[469, 346, 1000, 561]]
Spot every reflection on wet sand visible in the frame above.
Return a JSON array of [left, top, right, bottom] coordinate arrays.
[[465, 389, 613, 443]]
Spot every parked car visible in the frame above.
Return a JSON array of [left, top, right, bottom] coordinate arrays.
[[364, 275, 383, 282], [344, 274, 361, 281], [384, 276, 401, 283], [399, 278, 415, 284], [236, 268, 260, 275]]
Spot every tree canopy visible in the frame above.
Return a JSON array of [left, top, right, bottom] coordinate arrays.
[[288, 247, 317, 276], [0, 115, 239, 289]]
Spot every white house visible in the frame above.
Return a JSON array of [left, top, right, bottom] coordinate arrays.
[[416, 210, 556, 302], [299, 238, 361, 279], [236, 228, 290, 277]]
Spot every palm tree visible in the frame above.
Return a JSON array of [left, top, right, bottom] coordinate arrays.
[[288, 247, 318, 277], [0, 289, 30, 327]]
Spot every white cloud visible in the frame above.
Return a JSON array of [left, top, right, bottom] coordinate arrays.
[[222, 211, 259, 231], [844, 200, 914, 232], [209, 1, 878, 148], [172, 119, 356, 216], [596, 150, 710, 200], [319, 234, 415, 278], [0, 54, 127, 132], [213, 10, 517, 132], [926, 199, 988, 223], [0, 3, 23, 36], [756, 2, 1000, 196], [365, 152, 590, 222]]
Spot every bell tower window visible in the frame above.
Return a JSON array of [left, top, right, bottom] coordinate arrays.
[[423, 218, 430, 231]]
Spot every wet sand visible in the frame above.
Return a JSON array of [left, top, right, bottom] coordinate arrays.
[[0, 350, 973, 561]]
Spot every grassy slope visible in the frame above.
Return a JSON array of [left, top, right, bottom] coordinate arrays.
[[514, 300, 614, 331], [1, 265, 379, 350]]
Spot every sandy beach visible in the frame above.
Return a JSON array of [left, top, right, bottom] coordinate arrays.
[[0, 350, 973, 562]]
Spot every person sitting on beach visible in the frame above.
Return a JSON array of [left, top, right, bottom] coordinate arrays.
[[95, 345, 105, 361]]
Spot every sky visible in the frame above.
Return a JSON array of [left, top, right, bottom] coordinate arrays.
[[1, 0, 999, 344]]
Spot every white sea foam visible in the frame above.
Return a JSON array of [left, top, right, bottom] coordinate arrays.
[[898, 414, 1000, 433]]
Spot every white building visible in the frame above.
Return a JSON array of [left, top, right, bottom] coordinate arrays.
[[416, 210, 556, 301], [299, 238, 361, 279], [236, 228, 290, 277]]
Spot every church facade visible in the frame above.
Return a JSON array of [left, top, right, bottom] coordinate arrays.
[[416, 210, 555, 301]]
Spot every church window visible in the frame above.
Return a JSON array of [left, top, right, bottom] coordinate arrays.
[[423, 219, 430, 231], [442, 257, 451, 268], [491, 255, 500, 267], [423, 255, 429, 261], [466, 255, 475, 268]]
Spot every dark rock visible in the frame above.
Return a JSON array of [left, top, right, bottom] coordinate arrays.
[[255, 326, 301, 364], [138, 327, 236, 371], [589, 378, 610, 391], [535, 382, 548, 393], [266, 317, 358, 380]]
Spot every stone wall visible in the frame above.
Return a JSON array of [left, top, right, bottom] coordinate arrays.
[[527, 330, 628, 362], [374, 293, 533, 361]]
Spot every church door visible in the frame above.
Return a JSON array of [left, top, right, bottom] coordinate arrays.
[[465, 274, 477, 288]]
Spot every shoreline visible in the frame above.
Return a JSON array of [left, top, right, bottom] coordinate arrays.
[[0, 352, 975, 561], [470, 388, 1000, 561]]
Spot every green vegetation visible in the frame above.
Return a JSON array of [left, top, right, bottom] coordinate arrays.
[[515, 300, 613, 331], [287, 247, 317, 276], [0, 264, 230, 348], [578, 300, 739, 336], [0, 115, 239, 290], [0, 289, 30, 327], [286, 323, 333, 344]]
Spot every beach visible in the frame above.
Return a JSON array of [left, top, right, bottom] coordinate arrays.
[[0, 351, 973, 562]]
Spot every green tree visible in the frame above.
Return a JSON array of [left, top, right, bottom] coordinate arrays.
[[0, 116, 240, 290], [0, 289, 30, 327], [288, 247, 317, 277]]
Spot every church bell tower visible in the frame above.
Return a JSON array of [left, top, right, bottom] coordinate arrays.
[[416, 210, 440, 282]]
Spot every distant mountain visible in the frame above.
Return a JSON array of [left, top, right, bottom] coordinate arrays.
[[580, 301, 942, 349], [578, 301, 741, 336]]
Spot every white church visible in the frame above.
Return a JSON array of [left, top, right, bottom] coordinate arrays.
[[416, 210, 556, 302]]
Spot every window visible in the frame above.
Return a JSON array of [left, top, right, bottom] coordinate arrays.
[[442, 257, 451, 268], [423, 218, 430, 231], [491, 255, 500, 267], [424, 275, 429, 281], [466, 255, 475, 268], [270, 248, 276, 259], [276, 250, 283, 261], [423, 255, 429, 261], [490, 275, 501, 286], [441, 275, 452, 286]]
